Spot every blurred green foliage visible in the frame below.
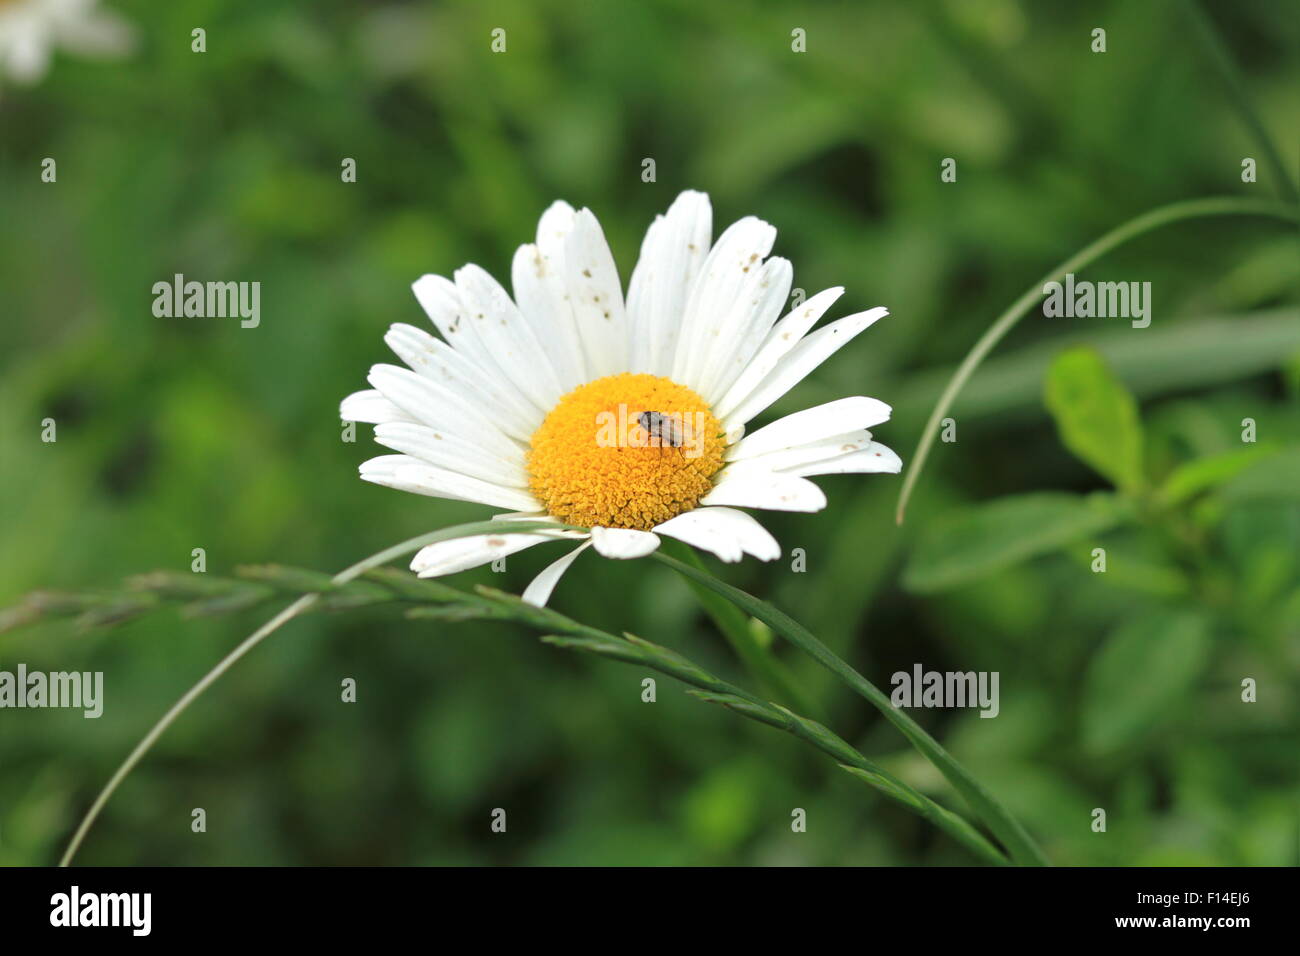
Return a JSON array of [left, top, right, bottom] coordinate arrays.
[[1, 0, 1297, 865]]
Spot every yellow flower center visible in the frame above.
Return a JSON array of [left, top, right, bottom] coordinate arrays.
[[527, 373, 726, 531]]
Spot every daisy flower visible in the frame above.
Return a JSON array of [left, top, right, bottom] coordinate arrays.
[[0, 0, 134, 85], [341, 190, 900, 606]]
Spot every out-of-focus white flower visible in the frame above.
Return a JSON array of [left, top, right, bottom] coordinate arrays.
[[0, 0, 135, 85]]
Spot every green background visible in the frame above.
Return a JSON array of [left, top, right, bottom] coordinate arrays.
[[2, 0, 1297, 865]]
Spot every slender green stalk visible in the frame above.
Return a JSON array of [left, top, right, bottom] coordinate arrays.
[[895, 197, 1300, 525], [536, 627, 1008, 865], [663, 541, 820, 717], [58, 593, 319, 867], [428, 584, 1006, 863], [653, 551, 1050, 866], [37, 550, 1010, 864], [58, 520, 566, 866], [1186, 1, 1298, 203]]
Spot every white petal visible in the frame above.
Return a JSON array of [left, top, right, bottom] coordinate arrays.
[[781, 441, 903, 478], [724, 429, 873, 473], [410, 532, 561, 578], [537, 199, 577, 254], [373, 421, 527, 488], [700, 471, 827, 513], [512, 242, 587, 392], [701, 256, 794, 405], [722, 307, 889, 429], [410, 275, 545, 425], [367, 363, 523, 462], [626, 190, 712, 377], [411, 274, 495, 368], [673, 216, 776, 391], [360, 455, 541, 511], [727, 396, 892, 461], [524, 200, 590, 388], [653, 507, 780, 563], [384, 323, 539, 440], [522, 540, 593, 607], [454, 263, 564, 413], [565, 208, 628, 378], [713, 288, 847, 420], [590, 527, 661, 559], [340, 388, 416, 424]]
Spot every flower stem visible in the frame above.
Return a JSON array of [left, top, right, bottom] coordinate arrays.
[[58, 593, 318, 867], [894, 197, 1300, 525], [57, 519, 563, 866], [45, 550, 1010, 863]]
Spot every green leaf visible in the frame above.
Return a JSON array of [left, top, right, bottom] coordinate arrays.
[[1044, 346, 1144, 492], [1158, 445, 1279, 506], [1081, 609, 1212, 756], [903, 492, 1126, 594]]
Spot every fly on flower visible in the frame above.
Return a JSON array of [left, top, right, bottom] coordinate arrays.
[[341, 191, 901, 606], [637, 411, 686, 448]]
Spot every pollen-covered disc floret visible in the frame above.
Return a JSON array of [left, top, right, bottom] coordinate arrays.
[[527, 373, 726, 530]]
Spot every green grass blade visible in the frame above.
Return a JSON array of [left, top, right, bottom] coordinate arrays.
[[541, 634, 1009, 865], [663, 540, 820, 716], [652, 551, 1050, 866]]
